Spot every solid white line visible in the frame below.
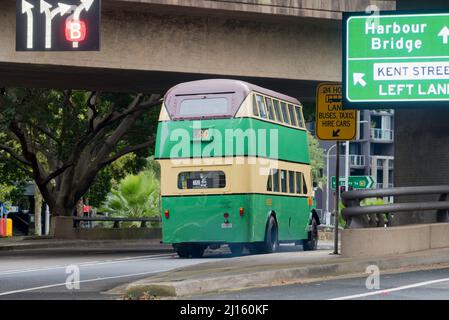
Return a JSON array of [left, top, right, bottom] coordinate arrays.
[[0, 253, 174, 276], [330, 277, 449, 300], [0, 269, 167, 297]]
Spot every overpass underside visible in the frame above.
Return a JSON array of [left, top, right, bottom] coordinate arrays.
[[0, 0, 394, 100]]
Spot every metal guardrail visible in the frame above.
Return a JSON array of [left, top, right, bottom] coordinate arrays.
[[341, 185, 449, 228], [73, 217, 162, 228]]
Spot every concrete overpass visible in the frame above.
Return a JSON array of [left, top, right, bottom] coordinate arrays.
[[0, 0, 395, 100]]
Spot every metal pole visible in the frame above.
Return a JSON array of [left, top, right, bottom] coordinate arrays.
[[326, 144, 336, 224], [345, 141, 350, 191], [334, 141, 340, 255], [45, 204, 50, 235]]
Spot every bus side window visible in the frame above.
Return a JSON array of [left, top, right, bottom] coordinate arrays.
[[288, 171, 295, 194], [267, 171, 273, 192], [256, 94, 267, 119], [273, 100, 283, 123], [288, 104, 297, 127], [302, 174, 308, 194], [265, 97, 275, 121], [296, 172, 303, 194], [253, 94, 259, 117], [280, 170, 287, 193], [280, 102, 290, 125], [295, 106, 305, 128], [273, 169, 280, 192]]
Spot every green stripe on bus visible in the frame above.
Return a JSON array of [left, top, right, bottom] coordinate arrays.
[[161, 194, 311, 244], [155, 118, 310, 164]]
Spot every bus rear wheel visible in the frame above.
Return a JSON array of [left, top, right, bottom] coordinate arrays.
[[174, 244, 206, 258], [303, 218, 318, 251], [252, 216, 279, 254], [229, 243, 244, 256]]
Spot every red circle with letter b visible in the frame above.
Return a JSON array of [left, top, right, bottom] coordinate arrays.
[[65, 20, 87, 42]]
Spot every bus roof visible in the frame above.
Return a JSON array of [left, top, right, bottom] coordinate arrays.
[[164, 79, 301, 120], [165, 79, 300, 104]]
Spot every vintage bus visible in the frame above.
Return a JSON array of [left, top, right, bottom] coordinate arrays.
[[155, 79, 320, 258]]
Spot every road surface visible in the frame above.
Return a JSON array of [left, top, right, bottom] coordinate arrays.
[[193, 266, 449, 300]]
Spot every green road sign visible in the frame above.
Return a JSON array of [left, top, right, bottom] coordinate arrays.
[[343, 11, 449, 108], [331, 176, 376, 190]]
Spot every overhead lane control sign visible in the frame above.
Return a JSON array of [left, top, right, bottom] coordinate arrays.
[[343, 11, 449, 108], [16, 0, 101, 51], [316, 83, 357, 141]]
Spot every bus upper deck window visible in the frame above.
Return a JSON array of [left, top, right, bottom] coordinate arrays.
[[288, 104, 297, 127], [273, 100, 282, 122], [265, 97, 275, 121], [295, 106, 305, 128], [280, 170, 287, 193], [178, 171, 226, 189], [256, 94, 267, 119], [273, 169, 280, 192], [280, 102, 290, 125], [179, 98, 228, 118]]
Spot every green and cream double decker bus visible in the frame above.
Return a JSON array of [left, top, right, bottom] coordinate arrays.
[[155, 79, 320, 258]]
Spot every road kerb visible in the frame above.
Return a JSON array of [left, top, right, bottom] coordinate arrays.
[[124, 247, 449, 299]]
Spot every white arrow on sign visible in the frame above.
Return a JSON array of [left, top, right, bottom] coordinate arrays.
[[353, 73, 367, 87], [22, 0, 34, 49], [438, 26, 449, 44], [40, 1, 76, 49], [71, 0, 95, 48]]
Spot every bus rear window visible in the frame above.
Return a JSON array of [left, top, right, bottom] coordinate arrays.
[[179, 98, 228, 118], [178, 171, 226, 189]]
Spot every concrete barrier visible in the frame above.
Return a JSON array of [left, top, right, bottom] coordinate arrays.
[[342, 223, 449, 258], [52, 216, 162, 240]]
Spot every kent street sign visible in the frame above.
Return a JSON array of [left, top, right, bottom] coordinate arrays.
[[16, 0, 101, 51], [331, 176, 376, 190], [343, 11, 449, 108], [316, 83, 357, 141]]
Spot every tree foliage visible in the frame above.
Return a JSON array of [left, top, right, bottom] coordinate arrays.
[[307, 132, 326, 186], [0, 88, 161, 216]]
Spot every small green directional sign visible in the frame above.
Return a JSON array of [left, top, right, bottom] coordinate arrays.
[[331, 176, 376, 190], [343, 11, 449, 108]]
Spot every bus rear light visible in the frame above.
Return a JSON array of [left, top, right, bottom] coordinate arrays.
[[308, 197, 313, 206], [239, 207, 244, 217], [164, 209, 169, 219]]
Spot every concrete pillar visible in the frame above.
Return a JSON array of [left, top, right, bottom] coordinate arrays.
[[394, 0, 449, 225]]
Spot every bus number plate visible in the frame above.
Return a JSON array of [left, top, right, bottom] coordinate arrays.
[[221, 223, 233, 229]]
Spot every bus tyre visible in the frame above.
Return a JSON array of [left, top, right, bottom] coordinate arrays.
[[262, 216, 279, 254], [303, 218, 318, 251], [190, 245, 206, 258], [229, 244, 244, 256], [175, 245, 190, 258]]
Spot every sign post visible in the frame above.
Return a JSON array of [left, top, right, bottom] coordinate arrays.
[[316, 83, 356, 255], [344, 11, 449, 108]]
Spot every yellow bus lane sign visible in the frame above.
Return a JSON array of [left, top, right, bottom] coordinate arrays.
[[316, 83, 357, 141]]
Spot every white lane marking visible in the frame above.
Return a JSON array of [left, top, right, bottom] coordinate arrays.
[[330, 277, 449, 300], [0, 253, 175, 276], [0, 269, 167, 297]]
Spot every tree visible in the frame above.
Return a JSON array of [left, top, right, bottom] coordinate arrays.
[[307, 132, 325, 186], [100, 168, 160, 219], [0, 88, 161, 217]]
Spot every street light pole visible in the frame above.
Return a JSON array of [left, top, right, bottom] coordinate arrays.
[[345, 141, 350, 191]]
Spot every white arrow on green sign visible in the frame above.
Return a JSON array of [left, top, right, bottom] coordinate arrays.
[[343, 12, 449, 108], [331, 176, 376, 190]]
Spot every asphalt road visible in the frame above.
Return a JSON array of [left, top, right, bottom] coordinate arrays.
[[0, 247, 226, 300], [0, 243, 333, 300], [193, 266, 449, 300]]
